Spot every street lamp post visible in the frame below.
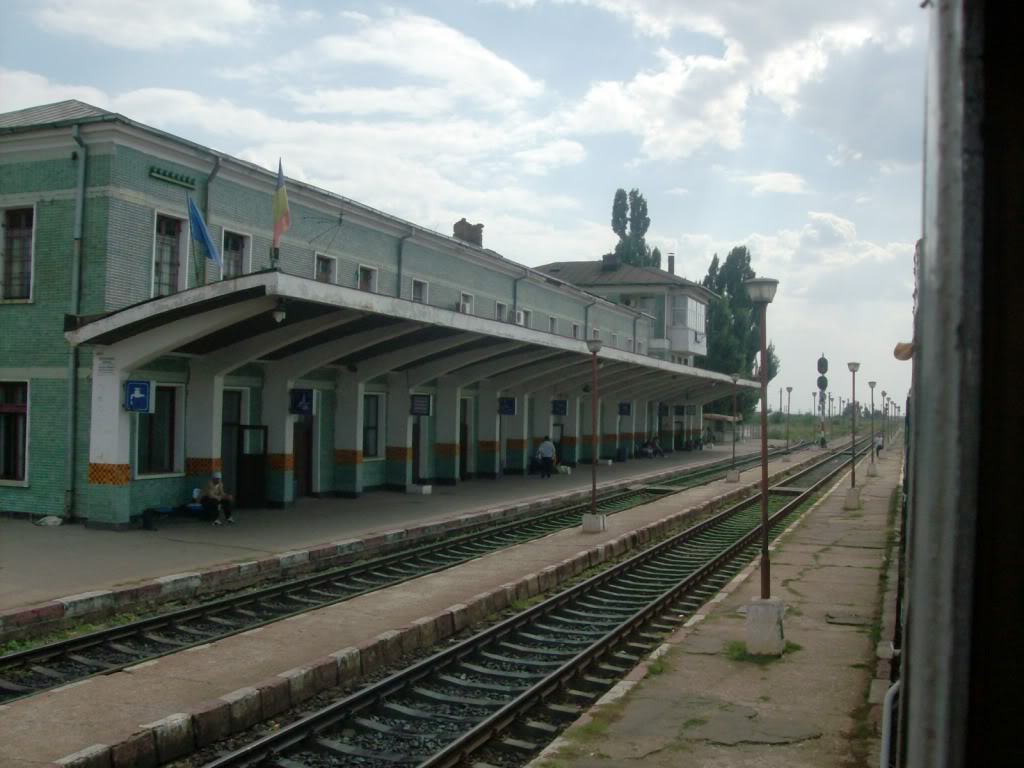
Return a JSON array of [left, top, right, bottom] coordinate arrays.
[[868, 381, 878, 477], [586, 338, 603, 517], [785, 386, 792, 451], [745, 277, 779, 600], [881, 390, 887, 443], [744, 276, 782, 655], [844, 362, 860, 509]]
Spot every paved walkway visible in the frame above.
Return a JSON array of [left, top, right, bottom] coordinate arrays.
[[536, 442, 902, 768], [0, 444, 806, 768], [0, 441, 775, 612]]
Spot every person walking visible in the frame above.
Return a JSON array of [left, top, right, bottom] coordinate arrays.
[[536, 436, 557, 479], [202, 471, 236, 525]]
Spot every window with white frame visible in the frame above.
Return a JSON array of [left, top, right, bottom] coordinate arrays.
[[0, 381, 28, 482], [637, 340, 645, 355], [460, 292, 474, 314], [137, 385, 184, 475], [222, 231, 247, 278], [627, 338, 634, 352], [672, 294, 687, 326], [315, 254, 336, 283], [688, 299, 706, 333], [591, 327, 601, 340], [2, 208, 34, 300], [495, 302, 508, 322], [611, 333, 618, 348], [154, 214, 184, 297], [358, 265, 378, 292], [412, 279, 428, 303], [363, 394, 381, 458], [549, 316, 558, 334], [522, 310, 532, 328], [572, 323, 580, 339]]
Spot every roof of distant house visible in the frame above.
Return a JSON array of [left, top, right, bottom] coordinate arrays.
[[536, 260, 716, 300]]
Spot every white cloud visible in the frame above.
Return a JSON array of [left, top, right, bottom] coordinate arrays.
[[282, 86, 457, 118], [0, 69, 109, 113], [31, 0, 274, 49], [742, 172, 809, 196], [666, 187, 690, 196], [513, 140, 587, 175]]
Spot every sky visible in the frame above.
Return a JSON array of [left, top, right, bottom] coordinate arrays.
[[0, 0, 926, 412]]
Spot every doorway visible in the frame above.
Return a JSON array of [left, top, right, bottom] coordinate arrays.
[[235, 425, 267, 508], [411, 419, 423, 485], [293, 416, 313, 497], [459, 398, 470, 480]]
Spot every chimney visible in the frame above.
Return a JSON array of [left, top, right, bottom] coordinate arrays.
[[668, 252, 675, 275], [453, 217, 484, 247], [601, 252, 620, 271]]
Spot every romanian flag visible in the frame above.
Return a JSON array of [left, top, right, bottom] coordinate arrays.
[[272, 159, 291, 248]]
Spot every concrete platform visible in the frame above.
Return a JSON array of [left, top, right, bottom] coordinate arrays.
[[0, 442, 815, 767], [0, 441, 777, 615], [533, 439, 903, 768]]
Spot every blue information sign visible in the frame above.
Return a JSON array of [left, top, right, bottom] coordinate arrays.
[[551, 399, 568, 416], [410, 394, 431, 416], [498, 397, 517, 416], [289, 388, 314, 416], [124, 380, 152, 413], [618, 401, 632, 416]]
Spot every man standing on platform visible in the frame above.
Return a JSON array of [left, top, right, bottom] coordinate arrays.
[[536, 436, 557, 479]]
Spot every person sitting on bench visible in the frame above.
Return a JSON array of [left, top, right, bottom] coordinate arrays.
[[202, 471, 235, 525]]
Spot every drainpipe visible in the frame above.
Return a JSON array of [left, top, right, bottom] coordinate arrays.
[[633, 315, 638, 352], [513, 267, 529, 315], [397, 230, 412, 298], [584, 301, 596, 339], [65, 126, 87, 521]]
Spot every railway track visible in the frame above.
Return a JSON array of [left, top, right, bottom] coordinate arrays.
[[0, 443, 805, 705], [197, 442, 871, 768]]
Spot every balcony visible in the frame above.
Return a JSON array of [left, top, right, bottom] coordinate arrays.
[[669, 325, 707, 357]]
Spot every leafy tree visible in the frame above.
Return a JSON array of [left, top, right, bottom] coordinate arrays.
[[701, 245, 781, 417], [608, 187, 658, 267]]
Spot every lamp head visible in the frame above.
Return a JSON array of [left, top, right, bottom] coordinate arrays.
[[786, 386, 792, 393], [881, 390, 887, 398], [730, 373, 739, 384], [847, 361, 860, 373], [868, 381, 876, 389], [744, 277, 779, 305], [585, 338, 603, 355]]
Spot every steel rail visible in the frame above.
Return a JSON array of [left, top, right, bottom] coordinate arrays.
[[0, 443, 804, 703], [197, 442, 869, 768]]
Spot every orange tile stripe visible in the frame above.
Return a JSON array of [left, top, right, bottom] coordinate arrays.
[[186, 457, 222, 475], [506, 438, 528, 450], [386, 446, 412, 461], [434, 442, 459, 457], [268, 453, 294, 471], [560, 436, 577, 446], [334, 449, 363, 465], [88, 463, 130, 485], [478, 440, 499, 454]]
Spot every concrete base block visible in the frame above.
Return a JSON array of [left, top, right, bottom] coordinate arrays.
[[142, 713, 193, 764], [745, 597, 786, 656], [582, 513, 608, 533], [844, 486, 862, 510], [867, 462, 879, 477], [725, 470, 741, 483], [406, 484, 432, 495], [55, 744, 112, 768], [597, 459, 613, 466]]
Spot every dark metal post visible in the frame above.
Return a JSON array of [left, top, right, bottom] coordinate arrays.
[[850, 371, 857, 487], [785, 387, 791, 451], [869, 383, 876, 468], [591, 350, 599, 516], [731, 377, 738, 470], [758, 304, 770, 599]]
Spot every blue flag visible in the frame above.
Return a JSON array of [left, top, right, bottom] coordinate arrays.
[[187, 196, 222, 269]]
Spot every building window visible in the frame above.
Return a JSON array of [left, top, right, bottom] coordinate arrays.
[[460, 292, 474, 314], [591, 327, 601, 340], [522, 310, 532, 328], [412, 279, 428, 303], [154, 215, 182, 297], [549, 316, 558, 334], [0, 382, 27, 482], [688, 299, 706, 333], [626, 338, 634, 352], [315, 254, 336, 283], [495, 302, 508, 322], [637, 340, 645, 355], [358, 265, 378, 292], [611, 333, 618, 348], [363, 394, 380, 458], [1, 209, 33, 300], [672, 294, 687, 326], [222, 231, 246, 278], [137, 385, 181, 475], [572, 323, 581, 340]]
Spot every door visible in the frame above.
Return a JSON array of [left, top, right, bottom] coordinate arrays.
[[411, 419, 423, 484], [235, 425, 267, 508], [293, 416, 313, 497], [459, 399, 470, 480], [221, 390, 243, 494]]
